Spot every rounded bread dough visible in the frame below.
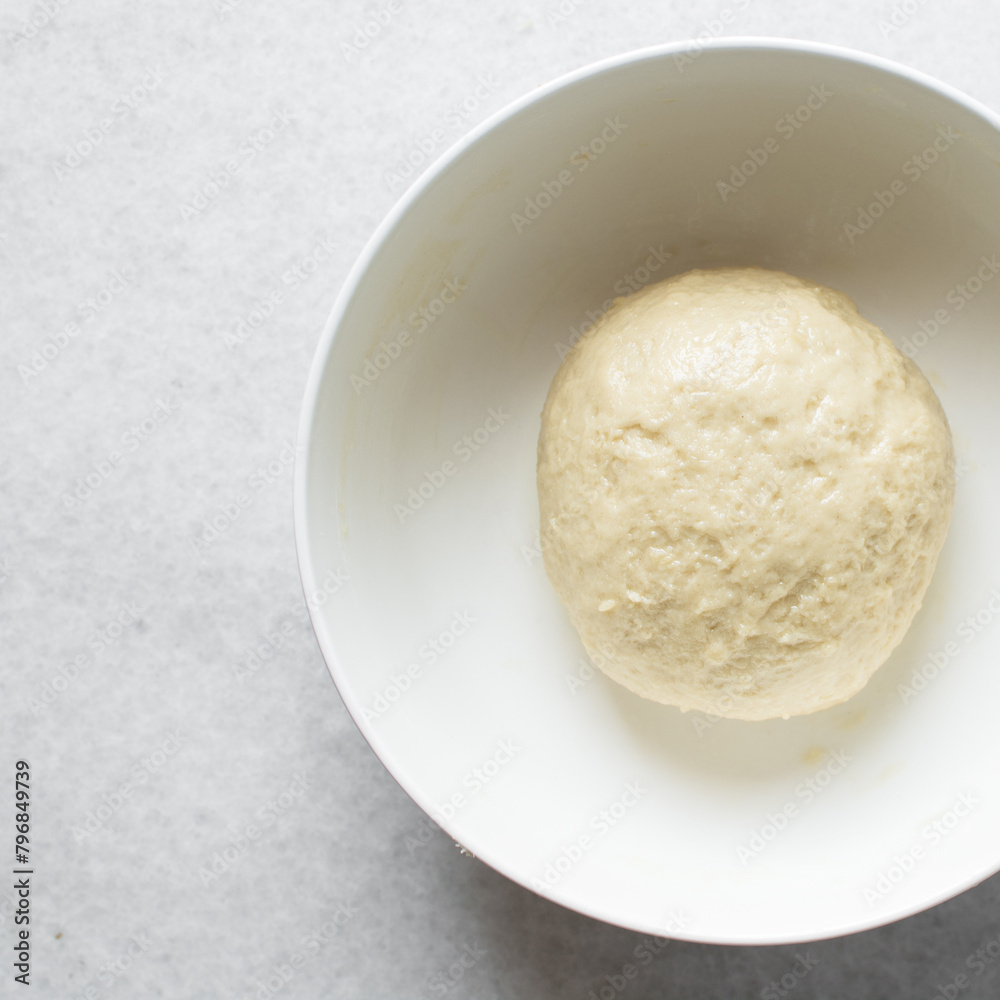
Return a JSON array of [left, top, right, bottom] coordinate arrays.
[[537, 267, 955, 720]]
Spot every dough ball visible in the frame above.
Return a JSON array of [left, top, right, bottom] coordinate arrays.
[[537, 267, 955, 720]]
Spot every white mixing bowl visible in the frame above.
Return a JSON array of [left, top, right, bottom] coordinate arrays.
[[295, 39, 1000, 944]]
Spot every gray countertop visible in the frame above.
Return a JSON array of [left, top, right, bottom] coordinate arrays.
[[4, 1, 1000, 997]]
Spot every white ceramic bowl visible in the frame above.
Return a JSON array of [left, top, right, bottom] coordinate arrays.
[[295, 39, 1000, 944]]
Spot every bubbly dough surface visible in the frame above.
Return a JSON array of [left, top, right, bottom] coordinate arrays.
[[537, 267, 955, 720]]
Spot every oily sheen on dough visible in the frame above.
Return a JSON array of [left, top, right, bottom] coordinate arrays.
[[537, 267, 955, 720]]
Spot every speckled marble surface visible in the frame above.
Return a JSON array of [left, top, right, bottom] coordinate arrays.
[[3, 1, 1000, 997]]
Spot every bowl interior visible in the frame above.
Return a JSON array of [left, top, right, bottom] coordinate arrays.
[[299, 42, 1000, 943]]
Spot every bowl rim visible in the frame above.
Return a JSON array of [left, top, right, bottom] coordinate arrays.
[[293, 36, 1000, 945]]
